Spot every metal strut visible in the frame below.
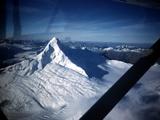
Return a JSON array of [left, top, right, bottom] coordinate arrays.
[[80, 38, 160, 120]]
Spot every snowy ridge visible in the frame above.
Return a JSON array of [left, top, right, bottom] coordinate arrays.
[[37, 37, 87, 76], [1, 37, 87, 77], [0, 37, 97, 119], [0, 38, 160, 120]]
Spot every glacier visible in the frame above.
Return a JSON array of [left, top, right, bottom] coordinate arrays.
[[0, 37, 160, 120]]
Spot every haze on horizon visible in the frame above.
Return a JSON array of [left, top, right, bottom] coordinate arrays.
[[5, 0, 160, 43]]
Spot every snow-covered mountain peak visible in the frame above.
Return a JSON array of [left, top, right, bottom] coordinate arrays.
[[37, 37, 60, 66], [46, 37, 59, 48], [0, 38, 97, 118], [36, 37, 87, 76]]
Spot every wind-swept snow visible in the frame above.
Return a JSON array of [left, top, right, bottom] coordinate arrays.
[[0, 37, 160, 120], [1, 37, 87, 77], [0, 37, 98, 120], [37, 37, 87, 76]]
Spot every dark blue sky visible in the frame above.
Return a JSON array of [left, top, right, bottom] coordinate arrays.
[[6, 0, 160, 43]]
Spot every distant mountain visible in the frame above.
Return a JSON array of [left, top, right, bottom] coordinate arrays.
[[102, 46, 150, 64]]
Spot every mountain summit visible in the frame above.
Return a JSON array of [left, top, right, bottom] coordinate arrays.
[[0, 37, 97, 119], [36, 37, 87, 76], [0, 37, 160, 120], [3, 37, 87, 76]]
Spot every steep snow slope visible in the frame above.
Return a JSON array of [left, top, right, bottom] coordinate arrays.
[[1, 37, 87, 77], [36, 37, 87, 76], [0, 37, 160, 120], [0, 37, 97, 120]]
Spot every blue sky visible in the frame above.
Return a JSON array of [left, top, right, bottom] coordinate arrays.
[[6, 0, 160, 43]]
